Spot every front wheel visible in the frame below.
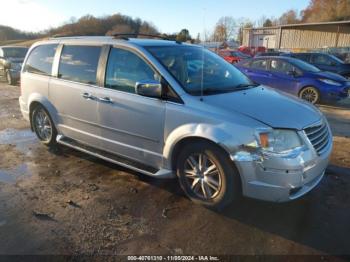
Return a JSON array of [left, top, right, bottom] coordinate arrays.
[[299, 86, 320, 104], [176, 142, 240, 210], [32, 105, 57, 147]]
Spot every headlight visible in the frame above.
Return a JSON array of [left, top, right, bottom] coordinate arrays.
[[319, 78, 342, 86], [257, 129, 303, 153]]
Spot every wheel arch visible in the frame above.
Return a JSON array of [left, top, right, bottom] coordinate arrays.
[[28, 93, 59, 131]]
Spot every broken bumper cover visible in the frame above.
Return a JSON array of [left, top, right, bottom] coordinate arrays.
[[231, 141, 331, 202]]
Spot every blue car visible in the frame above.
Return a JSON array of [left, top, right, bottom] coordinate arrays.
[[283, 52, 350, 79], [236, 56, 350, 104]]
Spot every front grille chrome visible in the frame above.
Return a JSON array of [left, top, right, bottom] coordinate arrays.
[[304, 121, 330, 155]]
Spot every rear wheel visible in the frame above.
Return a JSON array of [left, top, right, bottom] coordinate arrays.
[[32, 105, 57, 147], [176, 142, 240, 210], [299, 86, 320, 104]]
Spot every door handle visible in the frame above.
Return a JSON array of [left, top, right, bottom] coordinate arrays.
[[98, 97, 113, 104], [82, 92, 95, 100]]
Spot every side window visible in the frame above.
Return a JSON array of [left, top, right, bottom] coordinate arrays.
[[58, 45, 101, 85], [105, 48, 159, 93], [24, 44, 57, 76], [251, 59, 267, 70], [270, 59, 294, 74]]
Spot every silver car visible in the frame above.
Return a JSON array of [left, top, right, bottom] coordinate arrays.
[[19, 36, 332, 209]]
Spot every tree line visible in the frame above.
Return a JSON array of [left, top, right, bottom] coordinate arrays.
[[0, 0, 349, 44]]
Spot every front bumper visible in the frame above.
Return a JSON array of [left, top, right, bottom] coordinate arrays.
[[19, 96, 30, 121], [232, 129, 332, 202]]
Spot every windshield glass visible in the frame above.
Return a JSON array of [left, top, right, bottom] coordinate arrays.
[[328, 54, 344, 64], [290, 58, 321, 73], [146, 45, 255, 95], [3, 48, 28, 58]]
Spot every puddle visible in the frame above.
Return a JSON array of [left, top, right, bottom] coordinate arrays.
[[0, 164, 33, 184], [0, 128, 37, 155], [0, 128, 36, 144]]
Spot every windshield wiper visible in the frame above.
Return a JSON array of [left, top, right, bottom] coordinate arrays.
[[233, 83, 260, 90]]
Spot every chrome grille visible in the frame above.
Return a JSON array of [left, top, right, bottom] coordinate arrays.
[[304, 122, 330, 155]]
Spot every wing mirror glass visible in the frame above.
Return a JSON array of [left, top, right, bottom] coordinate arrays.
[[135, 80, 162, 98]]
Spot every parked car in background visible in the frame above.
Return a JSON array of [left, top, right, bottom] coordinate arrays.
[[218, 49, 251, 64], [0, 46, 28, 85], [20, 36, 332, 209], [255, 51, 288, 57], [236, 56, 350, 104], [283, 52, 350, 79]]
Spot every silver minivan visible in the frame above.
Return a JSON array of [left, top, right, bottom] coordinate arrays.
[[19, 36, 332, 209]]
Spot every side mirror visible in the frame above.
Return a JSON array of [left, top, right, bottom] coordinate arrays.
[[287, 70, 298, 77], [135, 80, 162, 98]]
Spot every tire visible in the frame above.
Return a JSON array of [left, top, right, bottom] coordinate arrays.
[[176, 142, 241, 210], [32, 105, 57, 147], [6, 71, 14, 85], [299, 86, 320, 104]]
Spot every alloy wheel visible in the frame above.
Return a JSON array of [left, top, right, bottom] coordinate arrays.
[[184, 153, 222, 200], [34, 108, 52, 142], [300, 87, 319, 104]]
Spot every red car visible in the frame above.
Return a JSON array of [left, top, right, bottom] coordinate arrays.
[[218, 49, 251, 64]]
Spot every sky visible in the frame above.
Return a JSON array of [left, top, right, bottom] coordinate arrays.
[[0, 0, 310, 36]]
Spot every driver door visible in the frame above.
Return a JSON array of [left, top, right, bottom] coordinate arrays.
[[96, 47, 165, 167]]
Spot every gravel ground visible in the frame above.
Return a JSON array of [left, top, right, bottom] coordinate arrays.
[[0, 82, 349, 257]]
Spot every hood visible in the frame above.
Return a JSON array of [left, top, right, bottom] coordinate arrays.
[[203, 86, 322, 130], [310, 71, 348, 82]]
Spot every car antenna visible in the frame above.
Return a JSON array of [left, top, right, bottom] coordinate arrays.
[[200, 8, 207, 102]]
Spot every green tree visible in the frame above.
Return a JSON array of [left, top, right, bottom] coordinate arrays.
[[176, 29, 191, 42]]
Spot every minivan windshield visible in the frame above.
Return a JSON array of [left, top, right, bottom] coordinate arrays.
[[290, 58, 321, 73], [146, 45, 256, 95], [3, 47, 28, 58]]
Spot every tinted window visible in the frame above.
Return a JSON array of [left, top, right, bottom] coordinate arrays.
[[290, 58, 321, 73], [3, 47, 28, 58], [147, 46, 254, 95], [251, 59, 267, 70], [24, 44, 57, 76], [270, 59, 294, 73], [58, 45, 101, 85], [105, 48, 159, 93]]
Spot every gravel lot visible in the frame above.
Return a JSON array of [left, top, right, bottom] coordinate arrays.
[[0, 82, 349, 256]]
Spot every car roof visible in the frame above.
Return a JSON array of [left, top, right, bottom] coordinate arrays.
[[33, 36, 191, 48]]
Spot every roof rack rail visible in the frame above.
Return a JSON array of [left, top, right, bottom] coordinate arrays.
[[112, 33, 169, 40], [112, 33, 179, 42]]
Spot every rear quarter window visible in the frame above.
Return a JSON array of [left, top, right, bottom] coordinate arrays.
[[58, 45, 101, 85], [24, 44, 58, 76]]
